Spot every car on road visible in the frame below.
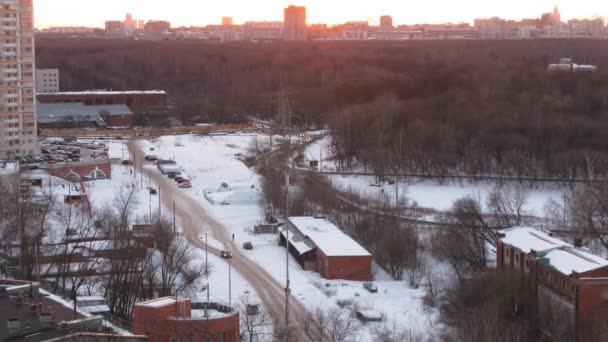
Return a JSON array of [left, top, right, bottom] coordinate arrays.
[[243, 242, 253, 250], [220, 250, 233, 259], [363, 282, 378, 293], [177, 182, 192, 188]]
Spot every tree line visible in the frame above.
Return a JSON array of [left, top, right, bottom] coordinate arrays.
[[37, 37, 608, 179]]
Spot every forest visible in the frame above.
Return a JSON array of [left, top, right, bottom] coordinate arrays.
[[36, 37, 608, 180]]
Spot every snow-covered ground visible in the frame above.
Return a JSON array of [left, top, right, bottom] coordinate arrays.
[[328, 175, 563, 215], [136, 134, 441, 341], [304, 135, 565, 217]]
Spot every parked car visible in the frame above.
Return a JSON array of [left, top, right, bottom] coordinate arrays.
[[144, 155, 158, 161], [149, 188, 157, 195], [363, 282, 378, 293], [220, 201, 229, 206], [176, 178, 191, 184], [243, 242, 253, 250], [220, 250, 233, 259], [177, 182, 192, 188]]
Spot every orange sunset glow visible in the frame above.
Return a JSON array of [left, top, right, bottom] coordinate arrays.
[[35, 0, 607, 28]]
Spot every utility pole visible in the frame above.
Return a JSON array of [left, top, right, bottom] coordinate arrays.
[[205, 233, 211, 342], [228, 258, 232, 305], [158, 186, 161, 217], [284, 168, 291, 342], [395, 177, 399, 211], [319, 149, 322, 172], [149, 186, 152, 223], [173, 200, 176, 235]]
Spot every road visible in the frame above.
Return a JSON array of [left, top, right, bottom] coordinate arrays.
[[128, 140, 307, 328]]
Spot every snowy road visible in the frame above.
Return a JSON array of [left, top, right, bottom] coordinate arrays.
[[128, 140, 307, 328]]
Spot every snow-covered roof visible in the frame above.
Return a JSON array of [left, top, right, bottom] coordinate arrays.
[[537, 247, 608, 276], [38, 90, 166, 96], [280, 226, 315, 255], [0, 160, 19, 174], [136, 297, 177, 308], [288, 217, 371, 257], [78, 304, 111, 313], [500, 227, 571, 254]]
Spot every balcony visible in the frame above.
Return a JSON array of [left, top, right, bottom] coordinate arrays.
[[0, 33, 17, 39]]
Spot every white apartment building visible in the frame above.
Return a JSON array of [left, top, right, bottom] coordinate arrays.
[[36, 68, 59, 93], [0, 0, 37, 158]]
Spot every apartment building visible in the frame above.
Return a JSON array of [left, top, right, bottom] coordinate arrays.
[[0, 0, 37, 159], [284, 5, 307, 41], [35, 68, 59, 93]]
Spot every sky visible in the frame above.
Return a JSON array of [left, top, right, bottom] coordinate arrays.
[[34, 0, 608, 29]]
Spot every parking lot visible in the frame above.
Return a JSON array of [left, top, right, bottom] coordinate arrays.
[[17, 138, 109, 167]]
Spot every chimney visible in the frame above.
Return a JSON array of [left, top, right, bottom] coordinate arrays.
[[574, 237, 583, 248]]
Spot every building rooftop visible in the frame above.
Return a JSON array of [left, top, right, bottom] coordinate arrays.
[[0, 160, 19, 175], [537, 247, 608, 276], [288, 217, 371, 257], [37, 102, 133, 125], [135, 297, 178, 308], [499, 227, 572, 254], [280, 225, 315, 255], [38, 90, 167, 96]]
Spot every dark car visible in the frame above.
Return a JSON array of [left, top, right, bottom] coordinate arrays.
[[149, 188, 157, 195], [220, 250, 233, 259], [243, 242, 253, 250]]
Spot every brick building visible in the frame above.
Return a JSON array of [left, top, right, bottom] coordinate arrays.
[[42, 159, 112, 181], [132, 297, 239, 342], [497, 227, 608, 340], [280, 217, 372, 281]]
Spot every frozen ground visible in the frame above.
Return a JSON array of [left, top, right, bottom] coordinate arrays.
[[304, 134, 565, 217], [136, 134, 441, 341], [328, 175, 564, 216]]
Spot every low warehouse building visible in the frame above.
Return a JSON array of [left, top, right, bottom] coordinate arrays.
[[37, 102, 134, 129], [280, 217, 372, 281]]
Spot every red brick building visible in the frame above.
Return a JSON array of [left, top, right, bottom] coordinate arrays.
[[497, 227, 608, 341], [132, 297, 239, 342], [42, 160, 112, 181], [280, 217, 372, 281]]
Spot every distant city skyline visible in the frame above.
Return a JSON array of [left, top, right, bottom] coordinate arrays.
[[34, 0, 608, 29]]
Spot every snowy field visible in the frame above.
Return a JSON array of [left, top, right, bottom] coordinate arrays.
[[328, 175, 564, 215], [135, 134, 441, 341], [304, 135, 565, 217]]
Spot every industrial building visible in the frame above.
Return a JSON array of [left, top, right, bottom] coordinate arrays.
[[498, 227, 608, 340], [280, 217, 372, 281], [37, 102, 134, 129]]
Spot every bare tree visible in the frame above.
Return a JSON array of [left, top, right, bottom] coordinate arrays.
[[239, 293, 273, 342], [569, 184, 608, 253], [297, 307, 360, 342]]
